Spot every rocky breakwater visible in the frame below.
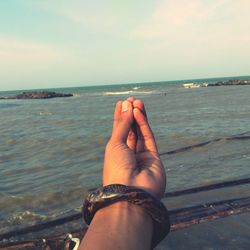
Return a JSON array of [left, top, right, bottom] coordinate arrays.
[[0, 91, 73, 99], [208, 79, 250, 87]]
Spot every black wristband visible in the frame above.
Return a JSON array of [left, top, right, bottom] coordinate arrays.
[[82, 184, 170, 249]]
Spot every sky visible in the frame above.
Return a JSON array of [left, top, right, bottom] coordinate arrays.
[[0, 0, 249, 91]]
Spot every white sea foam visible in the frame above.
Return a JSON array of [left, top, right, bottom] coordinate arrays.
[[8, 210, 47, 224], [103, 90, 154, 96], [39, 112, 53, 116], [132, 86, 140, 90], [72, 93, 83, 97], [104, 91, 133, 95]]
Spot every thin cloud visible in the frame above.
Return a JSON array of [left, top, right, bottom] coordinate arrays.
[[131, 0, 249, 39], [0, 37, 75, 90], [33, 1, 120, 33], [0, 37, 66, 66]]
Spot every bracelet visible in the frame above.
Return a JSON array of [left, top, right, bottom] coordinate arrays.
[[82, 184, 170, 249]]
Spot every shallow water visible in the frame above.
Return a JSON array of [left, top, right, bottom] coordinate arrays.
[[0, 78, 250, 248]]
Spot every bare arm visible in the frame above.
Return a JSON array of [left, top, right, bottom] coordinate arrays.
[[79, 98, 166, 250], [80, 201, 153, 250]]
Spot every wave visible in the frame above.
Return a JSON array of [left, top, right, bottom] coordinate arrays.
[[0, 103, 20, 108], [132, 86, 140, 90], [72, 93, 84, 97], [0, 188, 88, 210], [0, 188, 86, 233], [103, 90, 154, 96], [39, 112, 53, 116], [8, 211, 47, 225]]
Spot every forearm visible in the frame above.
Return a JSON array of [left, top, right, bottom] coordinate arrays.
[[79, 201, 153, 250]]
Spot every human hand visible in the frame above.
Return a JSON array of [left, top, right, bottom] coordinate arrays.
[[103, 98, 166, 199]]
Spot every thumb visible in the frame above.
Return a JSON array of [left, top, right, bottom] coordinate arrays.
[[111, 100, 134, 143]]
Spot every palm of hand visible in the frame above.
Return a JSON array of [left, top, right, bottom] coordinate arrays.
[[104, 143, 165, 198]]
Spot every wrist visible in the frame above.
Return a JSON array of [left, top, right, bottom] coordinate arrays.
[[92, 201, 153, 250], [95, 201, 153, 228], [82, 184, 170, 249]]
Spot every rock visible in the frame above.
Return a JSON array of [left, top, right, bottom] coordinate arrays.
[[208, 79, 250, 87], [0, 91, 73, 99]]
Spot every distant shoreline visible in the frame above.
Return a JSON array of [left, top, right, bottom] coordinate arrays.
[[0, 91, 73, 100]]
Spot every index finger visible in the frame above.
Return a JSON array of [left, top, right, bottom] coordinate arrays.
[[133, 107, 158, 153]]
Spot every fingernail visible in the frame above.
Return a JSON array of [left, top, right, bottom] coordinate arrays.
[[122, 101, 129, 112]]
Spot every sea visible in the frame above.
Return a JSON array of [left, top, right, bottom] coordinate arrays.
[[0, 76, 250, 249]]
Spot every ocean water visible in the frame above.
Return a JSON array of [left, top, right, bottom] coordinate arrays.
[[0, 77, 250, 249]]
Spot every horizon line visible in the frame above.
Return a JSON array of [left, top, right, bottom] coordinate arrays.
[[1, 74, 250, 92]]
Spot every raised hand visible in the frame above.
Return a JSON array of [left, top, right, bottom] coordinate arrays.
[[103, 98, 166, 199]]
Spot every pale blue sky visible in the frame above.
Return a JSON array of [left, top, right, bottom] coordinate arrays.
[[0, 0, 249, 91]]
